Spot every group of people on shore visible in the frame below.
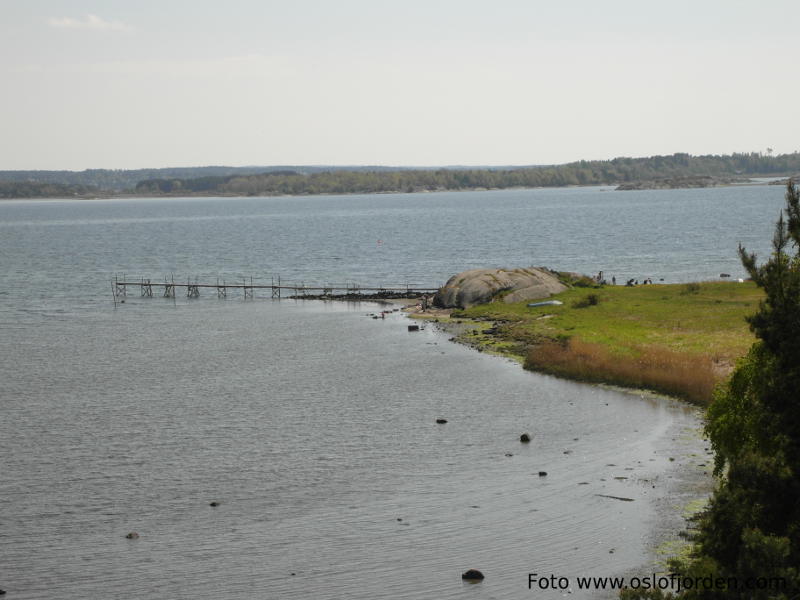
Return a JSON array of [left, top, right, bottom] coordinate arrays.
[[596, 271, 659, 286]]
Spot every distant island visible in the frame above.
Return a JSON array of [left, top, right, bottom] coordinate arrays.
[[614, 174, 751, 190], [768, 174, 800, 185], [2, 151, 798, 199]]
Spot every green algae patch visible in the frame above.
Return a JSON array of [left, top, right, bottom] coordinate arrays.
[[683, 497, 710, 520], [656, 539, 695, 571]]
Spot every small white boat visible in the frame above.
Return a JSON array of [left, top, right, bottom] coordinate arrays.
[[527, 300, 564, 308]]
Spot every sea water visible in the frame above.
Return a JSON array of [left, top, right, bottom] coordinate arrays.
[[0, 185, 785, 599]]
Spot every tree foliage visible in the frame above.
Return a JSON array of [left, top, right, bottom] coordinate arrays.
[[0, 181, 99, 198], [681, 181, 800, 598], [130, 152, 800, 197], [2, 151, 800, 197], [0, 165, 303, 192]]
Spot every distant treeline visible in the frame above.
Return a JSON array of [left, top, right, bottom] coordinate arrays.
[[0, 165, 452, 192], [135, 152, 800, 196], [0, 181, 99, 199], [2, 152, 799, 198]]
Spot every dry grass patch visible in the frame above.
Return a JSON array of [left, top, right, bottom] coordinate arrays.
[[526, 338, 718, 405]]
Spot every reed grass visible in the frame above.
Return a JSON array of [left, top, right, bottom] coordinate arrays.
[[525, 338, 717, 405]]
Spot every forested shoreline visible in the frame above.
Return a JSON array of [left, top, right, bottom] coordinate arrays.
[[2, 151, 799, 199]]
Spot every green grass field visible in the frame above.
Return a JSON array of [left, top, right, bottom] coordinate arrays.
[[450, 281, 763, 404]]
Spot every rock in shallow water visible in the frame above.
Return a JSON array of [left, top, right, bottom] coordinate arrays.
[[462, 569, 485, 581]]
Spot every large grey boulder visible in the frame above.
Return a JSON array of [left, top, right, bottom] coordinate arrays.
[[434, 267, 567, 309]]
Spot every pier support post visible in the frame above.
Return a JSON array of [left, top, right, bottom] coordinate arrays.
[[113, 275, 127, 297], [187, 278, 200, 298], [141, 278, 153, 297], [163, 276, 175, 298]]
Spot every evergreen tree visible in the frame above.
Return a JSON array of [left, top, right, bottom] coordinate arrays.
[[683, 181, 800, 598]]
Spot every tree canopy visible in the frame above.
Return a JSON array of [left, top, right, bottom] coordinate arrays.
[[673, 181, 800, 599], [3, 150, 800, 198], [133, 152, 800, 196]]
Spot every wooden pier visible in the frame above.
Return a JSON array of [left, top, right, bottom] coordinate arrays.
[[110, 275, 439, 303]]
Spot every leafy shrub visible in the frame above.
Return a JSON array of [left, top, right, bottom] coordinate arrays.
[[572, 293, 600, 308], [555, 271, 599, 288]]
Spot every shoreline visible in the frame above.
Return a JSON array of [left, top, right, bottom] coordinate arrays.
[[288, 291, 429, 302], [0, 184, 611, 202], [0, 179, 782, 202], [400, 299, 715, 581]]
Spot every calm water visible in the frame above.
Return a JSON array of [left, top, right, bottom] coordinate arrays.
[[0, 185, 785, 599]]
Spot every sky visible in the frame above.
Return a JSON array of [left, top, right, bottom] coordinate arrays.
[[1, 0, 799, 170]]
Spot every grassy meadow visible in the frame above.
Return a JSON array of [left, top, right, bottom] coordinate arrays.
[[444, 281, 763, 405]]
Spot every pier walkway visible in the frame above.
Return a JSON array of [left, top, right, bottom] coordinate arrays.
[[111, 275, 439, 302]]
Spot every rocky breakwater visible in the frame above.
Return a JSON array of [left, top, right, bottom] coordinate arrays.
[[433, 267, 567, 309]]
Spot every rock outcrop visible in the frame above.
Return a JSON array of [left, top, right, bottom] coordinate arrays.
[[434, 267, 567, 309]]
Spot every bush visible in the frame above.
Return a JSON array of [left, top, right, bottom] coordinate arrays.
[[572, 293, 600, 308], [555, 271, 600, 288]]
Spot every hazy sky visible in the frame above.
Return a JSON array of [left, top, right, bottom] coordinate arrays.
[[2, 1, 798, 170]]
